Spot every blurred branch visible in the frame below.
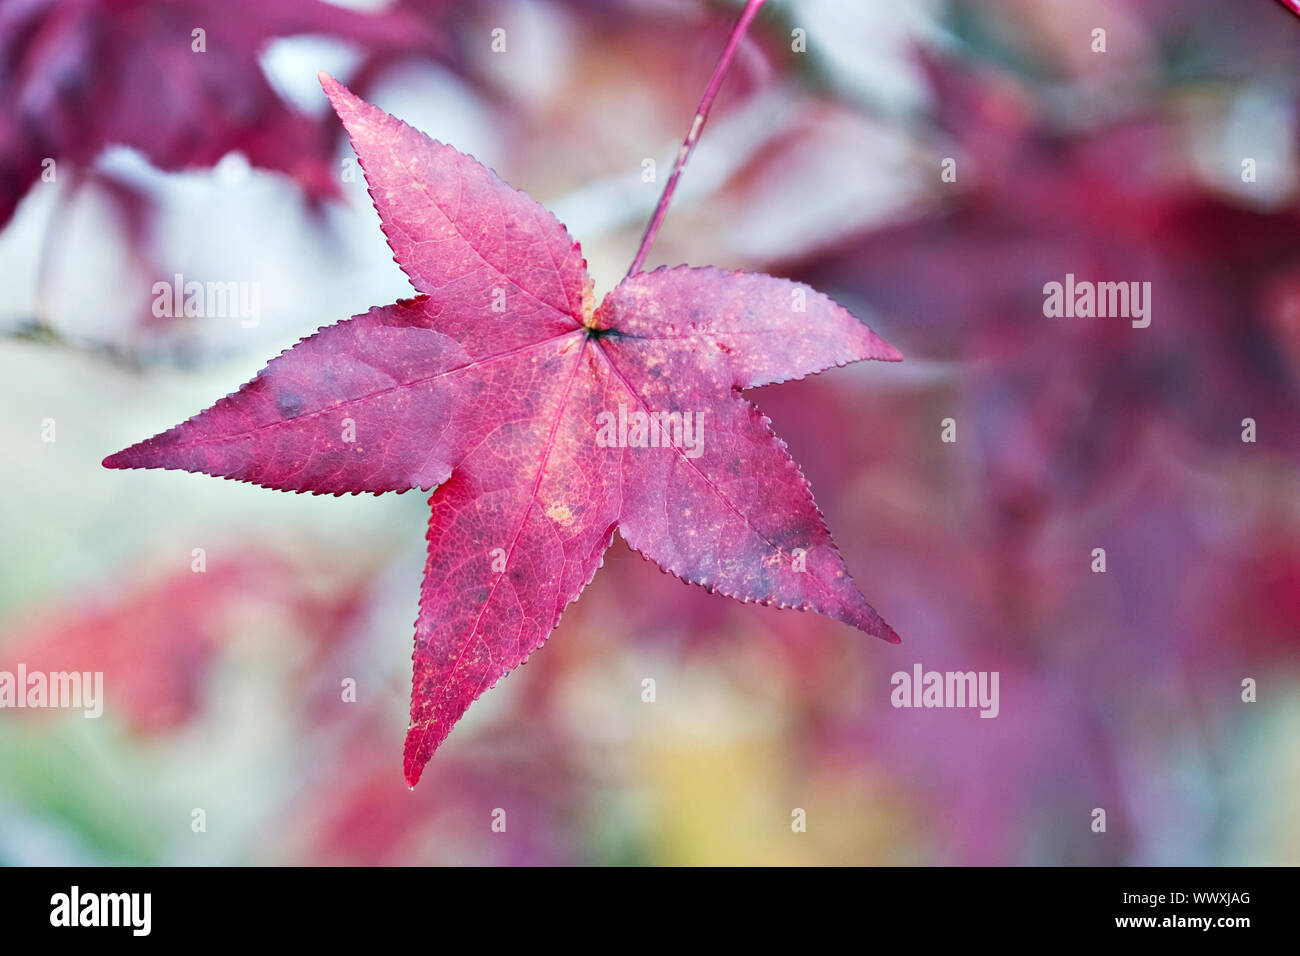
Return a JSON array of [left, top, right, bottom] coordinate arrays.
[[0, 316, 248, 373], [0, 317, 147, 371]]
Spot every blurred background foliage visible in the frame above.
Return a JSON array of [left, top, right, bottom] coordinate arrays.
[[1, 0, 1298, 865]]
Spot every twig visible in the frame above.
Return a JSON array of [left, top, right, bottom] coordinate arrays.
[[626, 0, 767, 276]]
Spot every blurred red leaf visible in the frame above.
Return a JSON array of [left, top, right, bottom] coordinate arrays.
[[785, 54, 1300, 515], [0, 0, 438, 226], [0, 554, 364, 732], [2, 565, 237, 731], [1, 548, 371, 728]]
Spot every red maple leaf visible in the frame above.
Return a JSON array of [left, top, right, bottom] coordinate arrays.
[[103, 65, 901, 784], [0, 0, 437, 227]]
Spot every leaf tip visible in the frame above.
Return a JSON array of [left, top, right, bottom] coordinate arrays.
[[318, 72, 357, 115], [403, 760, 425, 789], [851, 602, 902, 644]]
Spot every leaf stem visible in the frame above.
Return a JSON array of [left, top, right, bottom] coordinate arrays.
[[626, 0, 767, 277]]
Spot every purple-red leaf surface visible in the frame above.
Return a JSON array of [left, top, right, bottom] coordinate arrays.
[[0, 0, 437, 226], [104, 76, 902, 785]]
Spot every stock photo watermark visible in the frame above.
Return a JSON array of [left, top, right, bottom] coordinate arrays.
[[49, 887, 150, 936], [891, 664, 999, 718], [151, 273, 261, 328], [594, 403, 706, 458], [0, 666, 103, 718], [1043, 273, 1151, 328]]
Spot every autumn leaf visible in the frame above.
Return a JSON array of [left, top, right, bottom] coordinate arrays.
[[103, 71, 901, 786], [785, 51, 1300, 519], [0, 0, 438, 227], [0, 553, 363, 733]]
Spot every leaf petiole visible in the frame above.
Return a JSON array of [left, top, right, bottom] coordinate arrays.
[[625, 0, 767, 277]]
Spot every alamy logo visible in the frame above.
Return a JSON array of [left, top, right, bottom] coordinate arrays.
[[595, 403, 706, 459], [890, 664, 999, 718], [152, 273, 261, 328], [1042, 273, 1151, 328], [0, 666, 102, 718], [50, 886, 151, 936]]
